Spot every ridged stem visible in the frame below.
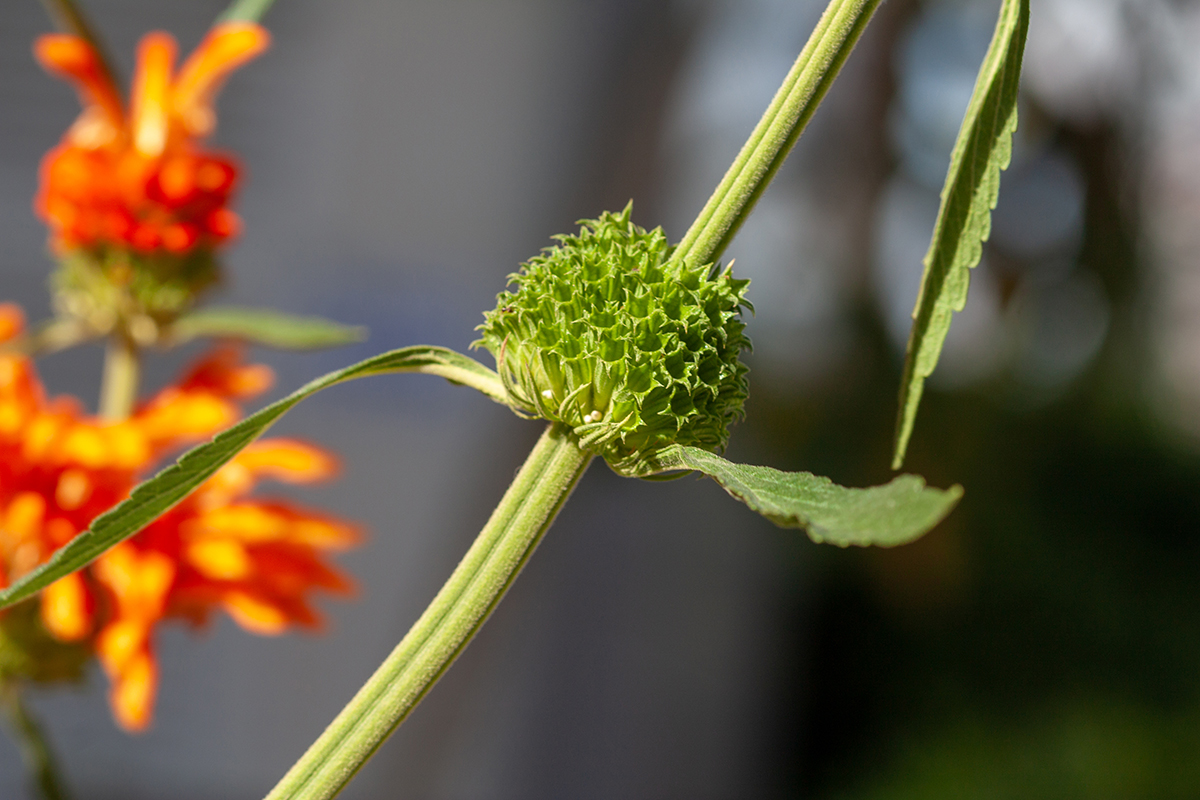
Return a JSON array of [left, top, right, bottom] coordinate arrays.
[[267, 1, 883, 795], [98, 332, 139, 422], [265, 423, 592, 799], [674, 0, 884, 269], [1, 682, 71, 800], [219, 0, 279, 24]]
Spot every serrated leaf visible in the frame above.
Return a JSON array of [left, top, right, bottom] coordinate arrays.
[[652, 445, 961, 547], [0, 346, 508, 611], [170, 307, 366, 350], [892, 0, 1029, 469]]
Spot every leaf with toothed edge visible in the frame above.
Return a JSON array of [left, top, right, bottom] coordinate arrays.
[[651, 445, 962, 547], [892, 0, 1029, 469], [0, 346, 508, 611]]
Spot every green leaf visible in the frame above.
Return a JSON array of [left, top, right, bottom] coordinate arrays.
[[170, 307, 366, 350], [892, 0, 1029, 469], [652, 445, 961, 547], [0, 346, 508, 611]]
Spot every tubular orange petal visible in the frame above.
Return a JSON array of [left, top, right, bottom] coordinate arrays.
[[234, 440, 340, 484], [0, 304, 24, 341], [135, 391, 238, 448], [54, 468, 93, 511], [109, 650, 157, 731], [96, 617, 148, 674], [288, 516, 361, 550], [184, 503, 285, 544], [33, 35, 124, 144], [178, 345, 273, 398], [130, 32, 177, 157], [223, 589, 288, 635], [4, 492, 47, 542], [41, 572, 93, 641], [172, 22, 270, 138], [186, 538, 252, 581]]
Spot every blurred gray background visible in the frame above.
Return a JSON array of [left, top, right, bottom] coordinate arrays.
[[5, 0, 1200, 798]]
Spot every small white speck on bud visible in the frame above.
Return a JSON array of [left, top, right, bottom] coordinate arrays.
[[588, 410, 603, 423], [541, 389, 555, 400]]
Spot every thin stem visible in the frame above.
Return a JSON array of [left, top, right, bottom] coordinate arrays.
[[218, 0, 279, 24], [1, 682, 72, 800], [37, 0, 120, 95], [674, 0, 884, 269], [265, 424, 591, 800], [267, 1, 881, 795], [98, 333, 139, 421]]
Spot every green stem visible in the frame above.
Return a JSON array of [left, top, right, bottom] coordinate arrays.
[[674, 0, 884, 269], [1, 682, 72, 800], [267, 1, 881, 795], [98, 332, 139, 421], [265, 424, 591, 800], [37, 0, 120, 94], [218, 0, 279, 24]]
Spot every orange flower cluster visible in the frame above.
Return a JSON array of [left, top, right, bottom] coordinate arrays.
[[34, 23, 269, 255], [0, 304, 357, 731]]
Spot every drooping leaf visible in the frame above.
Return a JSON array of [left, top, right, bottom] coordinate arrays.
[[652, 445, 961, 547], [892, 0, 1029, 469], [0, 346, 508, 611], [170, 307, 366, 350]]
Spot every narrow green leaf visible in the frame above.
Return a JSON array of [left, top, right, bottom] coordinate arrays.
[[653, 445, 961, 547], [892, 0, 1029, 469], [0, 346, 508, 611], [170, 306, 366, 350]]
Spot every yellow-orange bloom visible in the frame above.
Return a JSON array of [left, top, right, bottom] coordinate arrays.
[[33, 24, 269, 255], [0, 304, 357, 731]]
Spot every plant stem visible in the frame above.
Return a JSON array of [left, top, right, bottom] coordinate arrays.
[[37, 0, 120, 94], [1, 682, 71, 800], [265, 423, 591, 800], [99, 332, 139, 421], [267, 1, 882, 795], [674, 0, 883, 269], [218, 0, 279, 24]]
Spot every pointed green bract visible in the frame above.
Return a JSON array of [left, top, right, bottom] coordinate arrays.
[[171, 306, 366, 350], [0, 346, 507, 612], [653, 445, 961, 547], [892, 0, 1029, 469]]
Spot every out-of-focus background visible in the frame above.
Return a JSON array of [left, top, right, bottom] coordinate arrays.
[[3, 0, 1200, 797]]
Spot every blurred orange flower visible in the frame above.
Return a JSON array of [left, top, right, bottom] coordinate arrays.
[[0, 304, 357, 731], [33, 23, 269, 255]]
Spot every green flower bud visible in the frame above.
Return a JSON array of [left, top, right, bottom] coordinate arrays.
[[475, 205, 751, 476], [51, 248, 220, 344]]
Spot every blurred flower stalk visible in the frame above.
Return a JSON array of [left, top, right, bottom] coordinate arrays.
[[35, 20, 267, 420], [1, 1, 364, 797]]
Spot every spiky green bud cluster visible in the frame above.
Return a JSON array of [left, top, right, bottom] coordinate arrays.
[[475, 205, 751, 476]]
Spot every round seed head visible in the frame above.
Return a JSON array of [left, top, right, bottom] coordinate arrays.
[[475, 205, 751, 476]]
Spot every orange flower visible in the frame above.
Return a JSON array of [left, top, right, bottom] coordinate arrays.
[[0, 303, 357, 731], [33, 24, 269, 255]]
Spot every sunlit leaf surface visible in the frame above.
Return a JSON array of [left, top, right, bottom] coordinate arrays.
[[653, 445, 962, 547]]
